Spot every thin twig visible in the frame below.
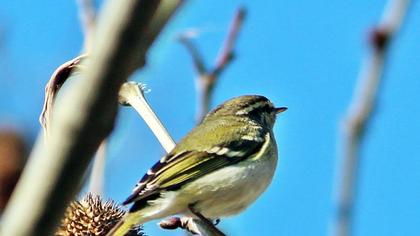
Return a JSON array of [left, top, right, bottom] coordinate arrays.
[[76, 0, 97, 51], [88, 140, 107, 195], [0, 1, 184, 235], [180, 6, 246, 122], [178, 37, 207, 75], [211, 6, 246, 77], [89, 137, 108, 195], [188, 204, 226, 236], [119, 82, 225, 235], [119, 82, 175, 152], [332, 1, 411, 236]]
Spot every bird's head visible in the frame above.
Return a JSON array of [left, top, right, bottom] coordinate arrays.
[[204, 95, 287, 129]]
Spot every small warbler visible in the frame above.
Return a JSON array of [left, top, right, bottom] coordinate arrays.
[[109, 95, 286, 235]]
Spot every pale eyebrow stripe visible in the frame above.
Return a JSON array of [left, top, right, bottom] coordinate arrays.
[[235, 101, 272, 115]]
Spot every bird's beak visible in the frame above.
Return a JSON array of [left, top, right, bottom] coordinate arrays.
[[274, 107, 288, 114]]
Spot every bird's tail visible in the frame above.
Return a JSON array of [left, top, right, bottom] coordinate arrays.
[[106, 211, 145, 236]]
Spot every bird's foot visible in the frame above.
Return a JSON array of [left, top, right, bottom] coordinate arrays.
[[159, 216, 200, 234], [159, 207, 225, 236], [187, 204, 226, 236]]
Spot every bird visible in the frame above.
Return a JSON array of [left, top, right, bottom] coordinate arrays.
[[108, 95, 287, 235]]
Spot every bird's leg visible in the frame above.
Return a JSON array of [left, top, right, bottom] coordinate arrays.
[[187, 204, 226, 236]]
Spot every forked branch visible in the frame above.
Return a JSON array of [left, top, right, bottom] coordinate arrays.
[[332, 1, 411, 236], [180, 6, 246, 122]]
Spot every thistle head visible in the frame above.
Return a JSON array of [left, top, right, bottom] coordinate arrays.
[[56, 194, 143, 236]]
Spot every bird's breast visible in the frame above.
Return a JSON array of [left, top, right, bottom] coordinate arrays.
[[179, 133, 278, 219]]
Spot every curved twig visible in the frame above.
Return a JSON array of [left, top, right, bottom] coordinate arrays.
[[180, 6, 246, 122], [332, 1, 411, 236]]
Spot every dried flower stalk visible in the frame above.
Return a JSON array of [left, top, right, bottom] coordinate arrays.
[[39, 54, 87, 137]]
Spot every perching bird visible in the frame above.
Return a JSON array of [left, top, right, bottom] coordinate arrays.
[[108, 95, 287, 235]]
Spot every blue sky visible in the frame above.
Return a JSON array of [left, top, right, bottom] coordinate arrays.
[[1, 1, 420, 235]]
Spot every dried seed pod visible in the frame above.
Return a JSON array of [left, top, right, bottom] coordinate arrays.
[[56, 194, 143, 236]]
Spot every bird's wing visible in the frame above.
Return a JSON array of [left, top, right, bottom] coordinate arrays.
[[122, 134, 267, 205]]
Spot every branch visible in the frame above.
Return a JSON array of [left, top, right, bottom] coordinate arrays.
[[75, 0, 109, 197], [180, 6, 246, 122], [211, 6, 246, 77], [0, 0, 184, 235], [76, 0, 97, 51], [119, 82, 175, 152], [88, 140, 107, 195], [178, 36, 207, 75], [332, 1, 411, 236], [188, 204, 226, 236]]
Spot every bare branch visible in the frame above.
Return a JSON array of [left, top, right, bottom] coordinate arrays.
[[88, 140, 107, 195], [76, 0, 97, 51], [188, 204, 226, 236], [160, 216, 224, 236], [75, 0, 109, 197], [119, 82, 176, 152], [212, 6, 246, 77], [178, 36, 207, 75], [332, 1, 411, 236], [0, 0, 184, 235], [180, 6, 246, 122]]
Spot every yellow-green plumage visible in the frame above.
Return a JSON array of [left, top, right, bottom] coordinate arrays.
[[107, 95, 286, 236]]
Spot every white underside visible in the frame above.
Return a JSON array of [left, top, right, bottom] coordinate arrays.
[[181, 153, 277, 219], [135, 133, 278, 222]]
